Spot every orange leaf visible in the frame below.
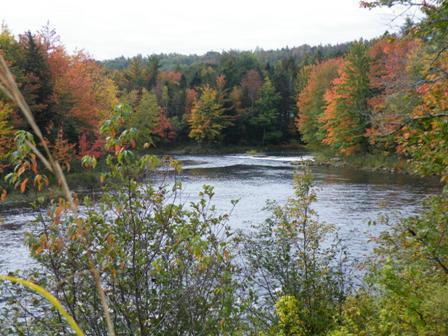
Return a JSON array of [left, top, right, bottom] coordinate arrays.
[[1, 189, 7, 201], [20, 178, 29, 193], [32, 155, 38, 174], [17, 165, 26, 177]]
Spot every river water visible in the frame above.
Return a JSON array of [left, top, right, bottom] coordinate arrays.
[[0, 153, 441, 274]]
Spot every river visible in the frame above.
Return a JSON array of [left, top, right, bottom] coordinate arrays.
[[0, 153, 441, 274]]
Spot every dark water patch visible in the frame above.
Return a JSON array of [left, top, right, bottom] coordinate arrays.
[[178, 159, 209, 167], [182, 163, 291, 180], [0, 223, 23, 231]]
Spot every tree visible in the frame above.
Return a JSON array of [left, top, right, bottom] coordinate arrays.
[[147, 55, 160, 89], [272, 59, 297, 140], [49, 48, 118, 142], [0, 24, 21, 66], [395, 47, 448, 179], [129, 89, 160, 145], [366, 37, 421, 147], [18, 31, 55, 132], [296, 59, 343, 147], [241, 69, 263, 110], [153, 108, 176, 141], [320, 43, 371, 155], [360, 1, 448, 178], [0, 101, 14, 173], [125, 56, 148, 92], [188, 85, 230, 143], [251, 76, 281, 144]]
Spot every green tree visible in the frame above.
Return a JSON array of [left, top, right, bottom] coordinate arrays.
[[18, 31, 55, 132], [146, 55, 160, 89], [129, 89, 160, 145], [251, 76, 281, 144], [272, 59, 297, 141], [125, 56, 148, 92]]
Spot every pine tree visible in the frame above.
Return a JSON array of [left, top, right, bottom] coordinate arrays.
[[19, 31, 55, 132]]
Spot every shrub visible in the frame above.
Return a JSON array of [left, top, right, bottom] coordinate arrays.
[[239, 167, 352, 336]]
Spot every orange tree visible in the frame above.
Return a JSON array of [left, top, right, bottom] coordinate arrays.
[[296, 58, 343, 147], [320, 42, 371, 156]]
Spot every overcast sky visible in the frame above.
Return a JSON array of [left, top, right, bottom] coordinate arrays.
[[3, 0, 412, 60]]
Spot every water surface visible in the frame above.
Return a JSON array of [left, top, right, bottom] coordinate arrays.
[[0, 153, 440, 274]]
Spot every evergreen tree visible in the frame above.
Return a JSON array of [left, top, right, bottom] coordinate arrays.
[[19, 31, 55, 132], [251, 76, 281, 145], [147, 55, 160, 89], [272, 60, 297, 140]]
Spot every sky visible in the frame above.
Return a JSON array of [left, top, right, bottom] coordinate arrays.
[[2, 0, 414, 60]]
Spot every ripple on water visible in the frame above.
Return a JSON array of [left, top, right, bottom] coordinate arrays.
[[0, 154, 441, 274]]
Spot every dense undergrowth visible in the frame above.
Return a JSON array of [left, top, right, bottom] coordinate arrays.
[[0, 103, 446, 334]]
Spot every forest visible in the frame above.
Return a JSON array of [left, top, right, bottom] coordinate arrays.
[[0, 0, 447, 335], [1, 10, 447, 180]]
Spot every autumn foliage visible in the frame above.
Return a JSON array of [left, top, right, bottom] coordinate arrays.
[[188, 85, 230, 143], [319, 43, 371, 155], [296, 59, 342, 147], [0, 25, 120, 186], [295, 34, 448, 177], [1, 18, 448, 185], [366, 37, 421, 144]]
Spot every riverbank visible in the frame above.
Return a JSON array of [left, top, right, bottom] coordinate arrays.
[[302, 148, 416, 175], [0, 170, 101, 210]]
